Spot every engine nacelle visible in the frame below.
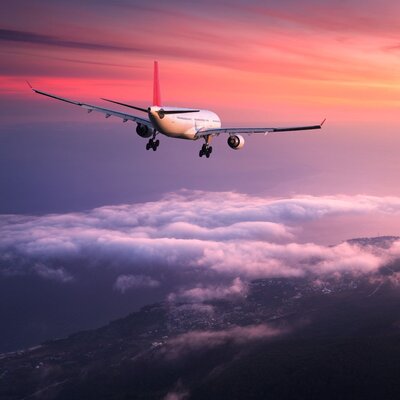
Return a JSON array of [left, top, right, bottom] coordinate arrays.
[[227, 134, 245, 150], [136, 124, 153, 138]]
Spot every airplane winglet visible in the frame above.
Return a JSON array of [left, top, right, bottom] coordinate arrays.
[[26, 80, 33, 90], [320, 118, 326, 127]]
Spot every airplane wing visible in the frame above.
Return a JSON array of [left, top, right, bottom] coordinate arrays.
[[28, 84, 151, 127], [195, 119, 326, 138]]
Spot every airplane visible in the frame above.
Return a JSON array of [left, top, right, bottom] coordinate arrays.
[[29, 61, 325, 158]]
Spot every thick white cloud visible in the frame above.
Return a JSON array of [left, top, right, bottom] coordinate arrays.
[[1, 190, 400, 292], [196, 241, 391, 278]]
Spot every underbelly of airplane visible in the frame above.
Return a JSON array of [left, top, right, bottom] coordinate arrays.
[[161, 128, 197, 140]]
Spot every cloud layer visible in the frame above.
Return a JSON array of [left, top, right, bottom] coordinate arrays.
[[1, 190, 400, 302]]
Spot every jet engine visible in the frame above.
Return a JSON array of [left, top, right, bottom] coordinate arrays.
[[136, 124, 153, 138], [227, 134, 245, 150]]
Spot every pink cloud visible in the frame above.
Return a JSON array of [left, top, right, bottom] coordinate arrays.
[[163, 324, 287, 359], [169, 277, 247, 302], [246, 2, 400, 36], [114, 274, 160, 293], [196, 240, 389, 278], [33, 263, 73, 283], [163, 389, 189, 400]]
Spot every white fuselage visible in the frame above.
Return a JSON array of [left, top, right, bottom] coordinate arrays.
[[148, 106, 221, 140]]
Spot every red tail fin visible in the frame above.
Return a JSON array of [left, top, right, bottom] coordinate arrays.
[[153, 61, 161, 106]]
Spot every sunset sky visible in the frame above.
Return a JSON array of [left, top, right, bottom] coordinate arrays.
[[1, 0, 400, 220], [2, 0, 400, 120]]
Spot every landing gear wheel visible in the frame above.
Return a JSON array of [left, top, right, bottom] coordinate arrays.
[[199, 144, 213, 158], [146, 137, 159, 152]]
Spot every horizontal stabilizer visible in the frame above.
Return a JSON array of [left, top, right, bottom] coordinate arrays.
[[156, 108, 200, 119], [158, 109, 199, 116]]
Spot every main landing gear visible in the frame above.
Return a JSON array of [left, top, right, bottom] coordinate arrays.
[[199, 144, 213, 158], [199, 135, 213, 158], [146, 137, 160, 151]]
